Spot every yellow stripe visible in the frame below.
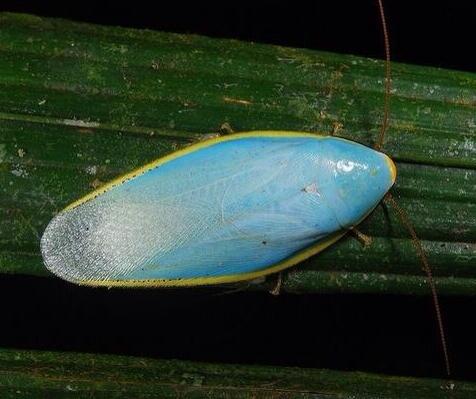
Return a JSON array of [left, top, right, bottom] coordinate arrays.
[[63, 131, 326, 211], [384, 154, 397, 184], [78, 230, 346, 288]]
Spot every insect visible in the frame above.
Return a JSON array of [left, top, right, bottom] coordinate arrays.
[[41, 131, 396, 285], [40, 0, 451, 376]]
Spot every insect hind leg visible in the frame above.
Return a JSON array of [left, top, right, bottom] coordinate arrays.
[[351, 227, 373, 248]]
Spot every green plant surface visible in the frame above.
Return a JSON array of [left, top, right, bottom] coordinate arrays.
[[0, 13, 475, 294], [0, 347, 473, 398]]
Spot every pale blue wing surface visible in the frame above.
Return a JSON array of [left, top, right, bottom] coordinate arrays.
[[41, 135, 395, 283]]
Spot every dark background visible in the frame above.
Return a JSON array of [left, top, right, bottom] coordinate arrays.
[[1, 0, 475, 381], [2, 1, 475, 72]]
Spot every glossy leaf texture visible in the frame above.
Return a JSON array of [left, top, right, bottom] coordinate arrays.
[[0, 13, 475, 294]]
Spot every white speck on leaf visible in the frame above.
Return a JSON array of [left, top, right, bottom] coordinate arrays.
[[11, 164, 28, 178], [63, 119, 100, 128], [467, 119, 476, 131], [85, 165, 97, 175], [463, 137, 475, 151]]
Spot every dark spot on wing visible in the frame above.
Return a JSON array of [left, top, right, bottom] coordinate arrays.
[[302, 182, 319, 194]]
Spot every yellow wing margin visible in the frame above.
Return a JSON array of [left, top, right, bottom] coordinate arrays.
[[79, 230, 346, 288], [63, 130, 326, 212]]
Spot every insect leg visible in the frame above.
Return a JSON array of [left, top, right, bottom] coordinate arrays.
[[350, 227, 373, 248]]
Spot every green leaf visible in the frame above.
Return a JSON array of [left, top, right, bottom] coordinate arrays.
[[0, 13, 474, 294], [0, 347, 472, 398]]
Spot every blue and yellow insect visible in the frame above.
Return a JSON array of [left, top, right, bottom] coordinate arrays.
[[40, 131, 396, 286], [39, 0, 451, 375]]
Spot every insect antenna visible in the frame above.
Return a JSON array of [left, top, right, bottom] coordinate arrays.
[[375, 0, 391, 151], [384, 193, 451, 377], [375, 1, 451, 377]]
